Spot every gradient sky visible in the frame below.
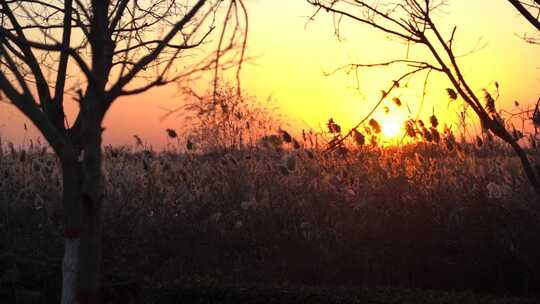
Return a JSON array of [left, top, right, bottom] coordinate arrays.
[[0, 0, 539, 148]]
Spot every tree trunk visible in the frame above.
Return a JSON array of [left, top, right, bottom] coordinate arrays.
[[77, 104, 104, 304], [61, 161, 83, 304], [60, 133, 104, 304], [62, 239, 80, 304], [78, 186, 103, 304]]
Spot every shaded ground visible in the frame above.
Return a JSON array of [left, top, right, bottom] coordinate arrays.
[[5, 276, 540, 304], [141, 286, 539, 304], [4, 285, 538, 304]]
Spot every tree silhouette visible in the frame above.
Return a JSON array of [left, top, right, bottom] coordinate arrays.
[[0, 1, 247, 303], [507, 0, 540, 43], [306, 0, 540, 198]]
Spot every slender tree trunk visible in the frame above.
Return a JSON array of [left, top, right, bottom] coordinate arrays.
[[61, 160, 83, 304]]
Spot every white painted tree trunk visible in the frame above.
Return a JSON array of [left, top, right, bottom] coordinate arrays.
[[61, 238, 80, 304]]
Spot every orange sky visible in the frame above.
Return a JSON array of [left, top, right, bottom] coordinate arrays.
[[0, 0, 539, 148]]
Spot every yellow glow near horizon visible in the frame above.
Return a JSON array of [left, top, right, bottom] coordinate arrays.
[[241, 0, 540, 140], [0, 0, 539, 148]]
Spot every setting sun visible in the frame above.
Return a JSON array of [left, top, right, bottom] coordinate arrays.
[[1, 1, 540, 302], [381, 120, 402, 138]]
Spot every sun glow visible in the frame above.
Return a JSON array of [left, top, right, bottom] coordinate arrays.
[[0, 1, 538, 149], [382, 120, 402, 138]]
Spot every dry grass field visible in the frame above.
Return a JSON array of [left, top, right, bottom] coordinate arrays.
[[2, 134, 540, 302]]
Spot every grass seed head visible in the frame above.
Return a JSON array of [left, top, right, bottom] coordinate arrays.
[[430, 127, 440, 144], [369, 119, 381, 134], [446, 88, 458, 100], [353, 129, 365, 146], [421, 127, 432, 142], [405, 120, 417, 138], [444, 126, 456, 151], [483, 89, 496, 114], [134, 135, 143, 146], [327, 118, 341, 134], [429, 115, 439, 128], [280, 129, 292, 143], [166, 128, 178, 139]]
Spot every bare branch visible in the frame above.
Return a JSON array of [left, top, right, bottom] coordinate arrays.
[[327, 66, 433, 150], [308, 0, 540, 197], [508, 0, 540, 32], [306, 0, 423, 43], [107, 0, 209, 101], [52, 0, 73, 130]]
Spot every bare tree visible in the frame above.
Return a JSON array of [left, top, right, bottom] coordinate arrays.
[[306, 0, 540, 198], [0, 0, 247, 303], [507, 0, 540, 43]]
